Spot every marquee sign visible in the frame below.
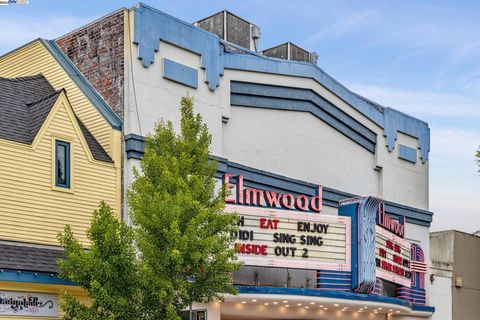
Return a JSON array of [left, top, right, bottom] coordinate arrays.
[[375, 204, 411, 287], [225, 204, 351, 271], [0, 291, 57, 317], [375, 226, 411, 287]]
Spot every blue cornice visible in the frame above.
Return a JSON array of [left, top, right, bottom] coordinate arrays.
[[40, 39, 123, 130], [132, 3, 430, 162], [133, 3, 224, 91]]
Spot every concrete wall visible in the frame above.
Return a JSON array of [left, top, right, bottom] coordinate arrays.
[[452, 232, 480, 320], [429, 231, 454, 320]]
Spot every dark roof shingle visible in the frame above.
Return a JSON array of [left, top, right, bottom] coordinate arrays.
[[0, 74, 112, 163], [0, 242, 63, 274]]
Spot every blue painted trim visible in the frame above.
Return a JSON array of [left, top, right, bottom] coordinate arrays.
[[0, 269, 76, 286], [55, 140, 70, 188], [231, 82, 376, 153], [132, 4, 430, 160], [125, 133, 146, 159], [412, 305, 435, 313], [162, 58, 198, 89], [133, 3, 224, 91], [399, 144, 417, 164], [41, 39, 123, 130], [124, 140, 433, 226], [237, 286, 413, 308]]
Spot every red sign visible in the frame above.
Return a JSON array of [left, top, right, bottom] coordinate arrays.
[[224, 174, 322, 212], [377, 203, 405, 238]]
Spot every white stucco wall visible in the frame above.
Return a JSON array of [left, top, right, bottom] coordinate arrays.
[[125, 39, 429, 212]]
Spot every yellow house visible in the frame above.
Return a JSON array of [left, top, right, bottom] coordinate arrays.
[[0, 39, 122, 319]]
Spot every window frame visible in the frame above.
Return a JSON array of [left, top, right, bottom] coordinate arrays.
[[55, 140, 71, 189]]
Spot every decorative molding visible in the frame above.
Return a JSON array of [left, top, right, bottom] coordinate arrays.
[[133, 3, 224, 91], [230, 81, 377, 153], [162, 58, 198, 88], [131, 4, 430, 160], [316, 270, 351, 291], [398, 144, 417, 164], [125, 133, 146, 159]]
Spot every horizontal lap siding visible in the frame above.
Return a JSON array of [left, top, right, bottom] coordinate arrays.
[[0, 41, 112, 155], [0, 102, 117, 246]]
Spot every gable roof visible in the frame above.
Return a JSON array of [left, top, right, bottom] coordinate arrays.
[[0, 39, 123, 131], [0, 74, 112, 163]]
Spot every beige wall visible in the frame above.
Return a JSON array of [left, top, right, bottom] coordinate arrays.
[[452, 232, 480, 320]]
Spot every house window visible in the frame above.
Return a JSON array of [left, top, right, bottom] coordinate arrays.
[[55, 140, 70, 188]]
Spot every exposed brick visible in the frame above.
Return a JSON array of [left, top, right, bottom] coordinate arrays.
[[56, 11, 124, 119]]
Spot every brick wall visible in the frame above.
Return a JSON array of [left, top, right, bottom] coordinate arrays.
[[56, 11, 125, 119]]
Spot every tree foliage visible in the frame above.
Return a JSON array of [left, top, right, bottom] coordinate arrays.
[[128, 96, 240, 319], [477, 146, 480, 173], [58, 96, 240, 319], [58, 202, 141, 320]]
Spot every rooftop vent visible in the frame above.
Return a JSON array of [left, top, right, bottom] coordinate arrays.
[[261, 42, 318, 64], [194, 10, 261, 52]]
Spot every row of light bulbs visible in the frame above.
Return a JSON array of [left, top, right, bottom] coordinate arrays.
[[240, 300, 402, 314]]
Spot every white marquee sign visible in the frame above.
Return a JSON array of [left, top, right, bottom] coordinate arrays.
[[0, 291, 58, 317], [225, 204, 351, 271], [375, 226, 412, 287]]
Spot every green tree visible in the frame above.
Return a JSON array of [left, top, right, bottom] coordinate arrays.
[[128, 96, 241, 319], [57, 202, 141, 320], [477, 146, 480, 172]]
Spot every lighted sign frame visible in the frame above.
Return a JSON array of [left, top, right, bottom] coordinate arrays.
[[225, 204, 351, 271], [375, 225, 412, 287]]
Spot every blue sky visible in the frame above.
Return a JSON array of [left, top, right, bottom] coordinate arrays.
[[1, 0, 479, 232]]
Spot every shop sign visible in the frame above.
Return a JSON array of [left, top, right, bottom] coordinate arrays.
[[224, 174, 322, 213], [225, 204, 351, 271], [0, 291, 57, 317]]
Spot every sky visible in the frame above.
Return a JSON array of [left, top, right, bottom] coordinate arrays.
[[1, 0, 479, 233]]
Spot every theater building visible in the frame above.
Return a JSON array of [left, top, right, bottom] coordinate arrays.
[[0, 39, 122, 318], [55, 3, 435, 319]]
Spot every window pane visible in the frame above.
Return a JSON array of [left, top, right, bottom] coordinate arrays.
[[56, 141, 69, 188]]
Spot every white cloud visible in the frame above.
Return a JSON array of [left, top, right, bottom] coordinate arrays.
[[348, 84, 480, 118], [0, 14, 90, 55]]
